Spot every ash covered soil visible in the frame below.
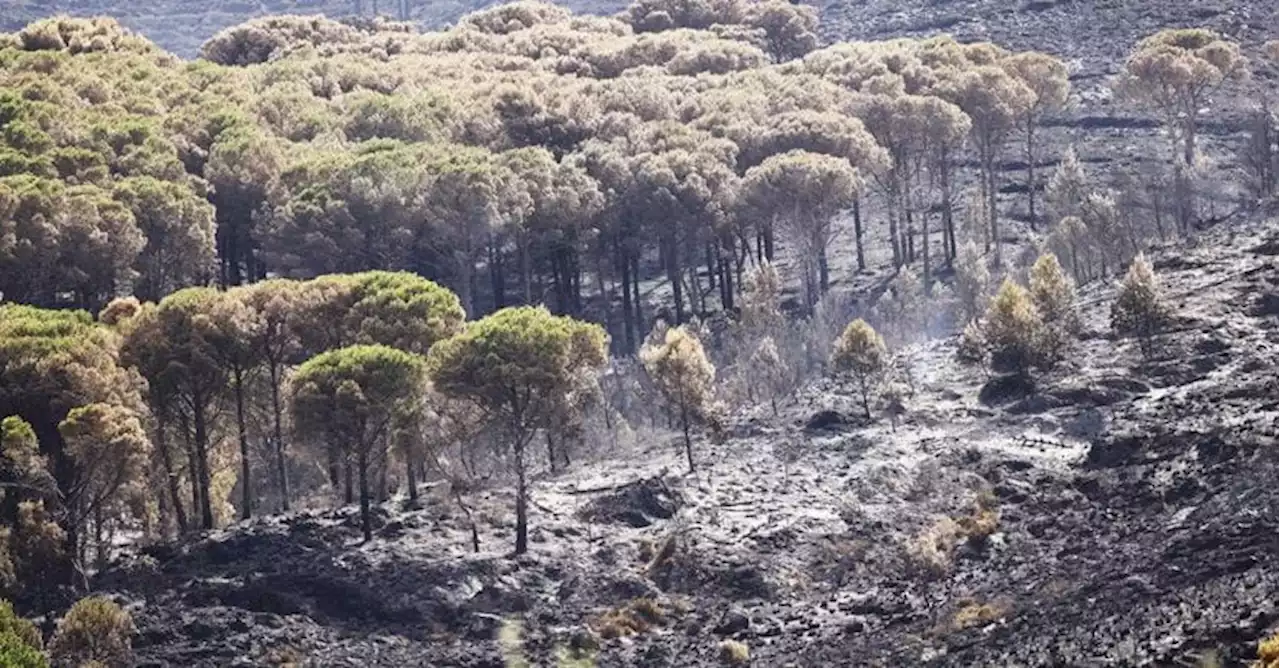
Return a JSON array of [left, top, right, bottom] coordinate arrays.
[[93, 217, 1280, 667]]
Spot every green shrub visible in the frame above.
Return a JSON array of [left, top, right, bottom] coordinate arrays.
[[0, 600, 41, 650], [49, 597, 134, 668], [1029, 252, 1078, 358], [0, 630, 47, 668], [0, 599, 45, 668], [982, 279, 1048, 375], [1111, 252, 1169, 358], [831, 319, 888, 418]]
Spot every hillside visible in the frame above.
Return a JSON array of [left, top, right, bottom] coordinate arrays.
[[92, 215, 1278, 667], [5, 0, 1275, 65], [0, 1, 1276, 666], [0, 0, 629, 57]]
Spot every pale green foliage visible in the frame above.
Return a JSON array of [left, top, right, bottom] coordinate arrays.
[[97, 297, 142, 327], [0, 615, 46, 668], [1024, 254, 1075, 337], [739, 261, 783, 333], [1111, 252, 1169, 357], [1079, 191, 1122, 274], [57, 403, 151, 542], [292, 344, 424, 540], [1119, 29, 1246, 152], [1049, 215, 1089, 281], [428, 306, 608, 422], [49, 596, 135, 668], [1045, 147, 1089, 221], [953, 240, 990, 324], [982, 278, 1047, 374], [956, 319, 988, 367], [0, 304, 147, 571], [879, 266, 926, 341], [747, 335, 790, 415], [741, 149, 861, 307], [746, 1, 819, 62], [831, 319, 887, 417], [428, 306, 607, 552], [641, 325, 715, 471], [0, 599, 42, 653], [1, 417, 55, 497]]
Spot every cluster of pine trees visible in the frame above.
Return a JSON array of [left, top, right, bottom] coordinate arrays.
[[0, 0, 1273, 610]]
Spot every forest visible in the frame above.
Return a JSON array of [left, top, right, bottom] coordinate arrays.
[[0, 0, 1275, 665]]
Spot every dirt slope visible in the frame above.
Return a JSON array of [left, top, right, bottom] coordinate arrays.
[[92, 215, 1278, 667]]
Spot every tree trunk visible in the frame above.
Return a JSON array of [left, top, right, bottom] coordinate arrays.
[[514, 435, 529, 555], [680, 400, 694, 473], [704, 244, 716, 292], [488, 235, 505, 309], [923, 209, 931, 296], [234, 369, 251, 521], [887, 185, 902, 267], [852, 197, 865, 271], [667, 237, 685, 324], [630, 253, 643, 335], [939, 147, 956, 263], [618, 240, 635, 353], [358, 448, 371, 542], [270, 364, 290, 512], [720, 240, 734, 312], [1182, 117, 1196, 167], [377, 449, 389, 503], [817, 243, 830, 294], [546, 430, 557, 474], [986, 142, 1001, 267], [1026, 121, 1037, 229], [406, 457, 418, 504], [344, 459, 354, 505], [192, 400, 214, 530], [156, 410, 188, 533], [181, 412, 201, 530]]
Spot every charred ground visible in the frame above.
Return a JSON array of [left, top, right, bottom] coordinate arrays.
[[86, 217, 1279, 667]]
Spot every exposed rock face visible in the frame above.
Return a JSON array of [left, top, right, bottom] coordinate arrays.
[[86, 218, 1277, 667]]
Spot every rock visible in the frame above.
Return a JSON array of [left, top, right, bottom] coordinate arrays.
[[577, 477, 683, 528], [804, 410, 847, 431], [378, 520, 405, 539], [842, 615, 867, 634], [714, 608, 750, 635], [979, 374, 1036, 406]]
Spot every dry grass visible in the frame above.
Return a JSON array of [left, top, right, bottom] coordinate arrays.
[[950, 599, 1009, 631], [591, 598, 668, 640], [955, 489, 1001, 540], [718, 639, 750, 664], [262, 645, 307, 668], [1255, 633, 1279, 668], [906, 490, 1002, 577], [645, 534, 678, 577], [906, 516, 963, 576]]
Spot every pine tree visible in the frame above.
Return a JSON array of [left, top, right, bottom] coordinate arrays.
[[641, 324, 716, 472], [831, 319, 887, 418], [1111, 252, 1169, 358]]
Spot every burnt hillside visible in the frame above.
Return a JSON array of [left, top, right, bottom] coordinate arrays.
[[4, 0, 1275, 65], [94, 214, 1279, 667]]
